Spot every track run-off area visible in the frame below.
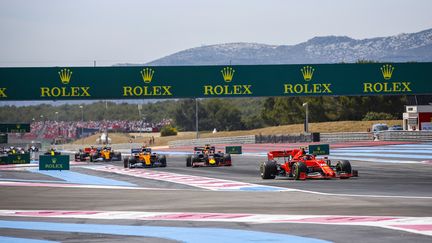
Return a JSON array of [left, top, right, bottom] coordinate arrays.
[[0, 141, 432, 242]]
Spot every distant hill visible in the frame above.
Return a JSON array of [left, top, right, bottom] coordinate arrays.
[[4, 29, 432, 107], [144, 28, 432, 66]]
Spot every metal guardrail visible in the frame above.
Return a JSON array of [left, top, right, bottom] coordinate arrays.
[[168, 135, 256, 147], [57, 143, 145, 151], [255, 133, 319, 143], [0, 143, 43, 149], [41, 131, 432, 151], [320, 132, 373, 142], [378, 131, 432, 142]]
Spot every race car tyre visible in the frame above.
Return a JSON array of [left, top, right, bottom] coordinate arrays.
[[336, 160, 352, 174], [260, 160, 277, 179], [123, 158, 128, 168], [115, 153, 122, 161], [192, 155, 200, 163], [223, 154, 232, 166], [160, 155, 167, 167], [191, 155, 202, 168], [292, 162, 307, 180], [186, 156, 192, 167], [128, 158, 137, 169]]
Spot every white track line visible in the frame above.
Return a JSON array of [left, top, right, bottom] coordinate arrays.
[[0, 181, 184, 191], [82, 165, 432, 199], [83, 165, 292, 192], [0, 210, 430, 237]]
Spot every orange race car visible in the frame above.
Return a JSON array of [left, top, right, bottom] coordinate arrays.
[[82, 147, 122, 162], [123, 147, 167, 168], [260, 146, 358, 180]]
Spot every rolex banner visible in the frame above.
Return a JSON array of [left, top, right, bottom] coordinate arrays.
[[308, 144, 330, 156], [0, 153, 30, 165], [39, 155, 70, 170], [225, 146, 242, 154], [0, 63, 431, 100]]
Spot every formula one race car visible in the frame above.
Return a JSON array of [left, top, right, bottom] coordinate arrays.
[[260, 148, 358, 180], [28, 145, 39, 153], [88, 147, 122, 162], [123, 147, 167, 168], [44, 148, 61, 156], [186, 145, 232, 167], [74, 147, 98, 161], [4, 146, 27, 155]]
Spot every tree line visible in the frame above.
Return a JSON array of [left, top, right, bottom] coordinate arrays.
[[0, 96, 407, 131]]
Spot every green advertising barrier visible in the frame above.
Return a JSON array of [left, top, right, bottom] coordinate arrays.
[[39, 155, 70, 170], [0, 156, 8, 164], [226, 146, 242, 154], [0, 153, 30, 165], [308, 144, 330, 156], [0, 63, 431, 100], [0, 133, 7, 143], [0, 124, 30, 133]]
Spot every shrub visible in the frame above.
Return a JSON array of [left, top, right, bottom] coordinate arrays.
[[160, 125, 178, 137], [362, 112, 395, 121]]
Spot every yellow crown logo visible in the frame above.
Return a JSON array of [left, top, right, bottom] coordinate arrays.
[[381, 64, 394, 80], [301, 66, 314, 81], [221, 67, 235, 82], [58, 68, 72, 84], [140, 68, 154, 83]]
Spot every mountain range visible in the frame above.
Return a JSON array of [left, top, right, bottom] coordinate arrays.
[[3, 28, 431, 106], [144, 28, 432, 66]]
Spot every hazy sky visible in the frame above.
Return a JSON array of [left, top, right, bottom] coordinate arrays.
[[0, 0, 431, 67]]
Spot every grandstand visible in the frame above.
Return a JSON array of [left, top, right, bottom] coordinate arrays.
[[8, 119, 172, 144]]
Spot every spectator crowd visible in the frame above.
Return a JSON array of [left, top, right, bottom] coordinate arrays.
[[14, 119, 172, 141]]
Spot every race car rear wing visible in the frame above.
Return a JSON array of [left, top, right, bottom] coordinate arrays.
[[267, 150, 300, 160], [194, 146, 216, 152], [131, 148, 152, 154], [131, 148, 141, 154]]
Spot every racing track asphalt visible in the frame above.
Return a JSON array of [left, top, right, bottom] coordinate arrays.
[[0, 155, 431, 242]]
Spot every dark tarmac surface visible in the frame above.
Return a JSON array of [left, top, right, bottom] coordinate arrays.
[[0, 155, 431, 242]]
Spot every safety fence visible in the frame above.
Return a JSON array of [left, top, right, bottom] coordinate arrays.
[[168, 135, 255, 147], [320, 132, 373, 142], [0, 143, 43, 150], [57, 143, 146, 151], [377, 131, 432, 142], [168, 131, 432, 147], [9, 132, 430, 150], [255, 133, 320, 143]]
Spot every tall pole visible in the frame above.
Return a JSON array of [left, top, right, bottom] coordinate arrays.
[[79, 106, 83, 145], [195, 98, 199, 139], [303, 103, 309, 134], [138, 104, 142, 138]]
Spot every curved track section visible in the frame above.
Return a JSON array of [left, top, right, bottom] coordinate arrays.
[[0, 143, 431, 242]]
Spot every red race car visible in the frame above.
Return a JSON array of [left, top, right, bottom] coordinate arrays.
[[260, 147, 358, 180], [74, 147, 98, 162]]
